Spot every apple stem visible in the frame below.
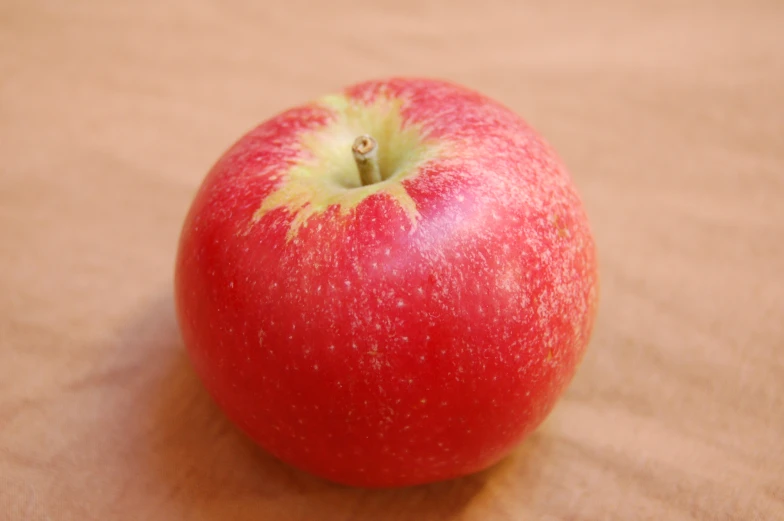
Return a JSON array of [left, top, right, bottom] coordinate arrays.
[[352, 135, 382, 186]]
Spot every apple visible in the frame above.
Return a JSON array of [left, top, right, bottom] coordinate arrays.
[[174, 77, 599, 488]]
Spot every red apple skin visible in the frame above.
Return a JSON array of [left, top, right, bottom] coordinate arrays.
[[174, 77, 599, 488]]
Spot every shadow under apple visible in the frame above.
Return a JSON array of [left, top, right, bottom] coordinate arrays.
[[121, 292, 541, 520]]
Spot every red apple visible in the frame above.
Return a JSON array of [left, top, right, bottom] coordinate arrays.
[[174, 77, 599, 488]]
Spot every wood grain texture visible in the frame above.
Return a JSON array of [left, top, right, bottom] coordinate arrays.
[[2, 1, 782, 519]]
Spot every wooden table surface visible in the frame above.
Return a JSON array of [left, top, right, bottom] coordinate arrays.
[[2, 1, 783, 519]]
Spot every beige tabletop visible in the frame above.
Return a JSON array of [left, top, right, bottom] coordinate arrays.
[[2, 1, 783, 519]]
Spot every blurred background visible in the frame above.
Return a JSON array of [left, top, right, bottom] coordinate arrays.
[[2, 1, 782, 520]]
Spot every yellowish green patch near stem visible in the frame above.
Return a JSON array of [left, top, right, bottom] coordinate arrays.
[[252, 94, 441, 239]]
